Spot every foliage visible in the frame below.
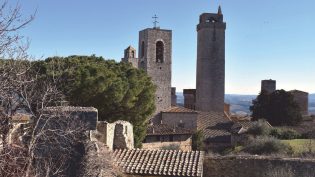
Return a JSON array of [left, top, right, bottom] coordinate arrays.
[[192, 130, 205, 151], [36, 55, 156, 148], [250, 90, 303, 126], [270, 128, 302, 140], [281, 139, 315, 154], [243, 136, 293, 155], [246, 119, 272, 136]]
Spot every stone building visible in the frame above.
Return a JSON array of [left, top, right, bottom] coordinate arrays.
[[142, 124, 193, 151], [94, 120, 134, 151], [289, 90, 309, 115], [183, 89, 196, 110], [121, 45, 138, 68], [43, 106, 98, 130], [261, 79, 276, 94], [195, 6, 226, 113], [138, 27, 172, 123], [160, 106, 234, 150]]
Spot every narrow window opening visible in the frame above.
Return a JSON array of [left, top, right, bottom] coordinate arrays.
[[141, 41, 145, 58], [156, 41, 164, 63]]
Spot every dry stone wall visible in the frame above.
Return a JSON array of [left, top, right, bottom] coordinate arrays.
[[203, 155, 315, 177]]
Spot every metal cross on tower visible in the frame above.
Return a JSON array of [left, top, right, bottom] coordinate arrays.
[[152, 14, 159, 29]]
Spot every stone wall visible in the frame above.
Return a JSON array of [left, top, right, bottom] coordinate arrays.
[[203, 155, 315, 177], [195, 11, 226, 113], [161, 112, 198, 130], [138, 28, 172, 123], [143, 135, 192, 151], [290, 90, 309, 116], [94, 120, 134, 151], [261, 79, 276, 94]]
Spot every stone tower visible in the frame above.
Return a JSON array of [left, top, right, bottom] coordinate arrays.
[[121, 46, 138, 68], [195, 6, 226, 113], [138, 28, 172, 122], [261, 79, 276, 94]]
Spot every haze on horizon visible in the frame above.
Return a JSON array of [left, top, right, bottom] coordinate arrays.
[[15, 0, 315, 94]]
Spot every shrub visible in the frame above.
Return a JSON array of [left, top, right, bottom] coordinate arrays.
[[247, 120, 272, 136], [243, 136, 293, 155], [270, 128, 302, 140], [192, 131, 205, 151]]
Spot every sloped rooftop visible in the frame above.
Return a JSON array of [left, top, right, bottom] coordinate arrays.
[[197, 111, 233, 143], [113, 149, 204, 177]]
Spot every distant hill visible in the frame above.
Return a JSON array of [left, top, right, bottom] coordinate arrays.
[[176, 93, 315, 115]]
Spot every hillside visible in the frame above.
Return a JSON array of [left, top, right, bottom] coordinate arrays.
[[177, 93, 315, 115]]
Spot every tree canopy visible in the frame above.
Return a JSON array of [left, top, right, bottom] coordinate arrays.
[[36, 55, 156, 147], [250, 90, 302, 126]]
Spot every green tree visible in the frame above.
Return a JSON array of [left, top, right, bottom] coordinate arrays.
[[36, 55, 156, 147], [250, 89, 302, 126], [192, 131, 204, 151]]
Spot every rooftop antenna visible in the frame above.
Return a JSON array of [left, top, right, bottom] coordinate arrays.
[[152, 14, 159, 29]]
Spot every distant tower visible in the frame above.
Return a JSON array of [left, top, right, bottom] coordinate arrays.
[[121, 46, 138, 68], [195, 6, 226, 113], [183, 89, 196, 110], [261, 79, 276, 94], [138, 26, 172, 122], [171, 87, 177, 106], [289, 90, 309, 116]]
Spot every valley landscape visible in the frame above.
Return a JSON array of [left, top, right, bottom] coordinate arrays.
[[177, 93, 315, 115]]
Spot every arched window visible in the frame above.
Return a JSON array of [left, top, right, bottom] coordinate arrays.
[[141, 41, 145, 58], [156, 41, 164, 63], [131, 51, 135, 58]]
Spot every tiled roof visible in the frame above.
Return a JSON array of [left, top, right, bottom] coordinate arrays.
[[162, 106, 197, 113], [113, 149, 204, 177], [197, 111, 233, 143], [147, 124, 194, 136]]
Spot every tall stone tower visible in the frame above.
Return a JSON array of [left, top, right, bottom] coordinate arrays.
[[261, 79, 276, 94], [121, 46, 138, 68], [138, 28, 172, 122], [195, 6, 226, 113]]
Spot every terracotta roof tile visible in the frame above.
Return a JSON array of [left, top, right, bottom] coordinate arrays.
[[113, 149, 204, 177], [197, 111, 233, 143]]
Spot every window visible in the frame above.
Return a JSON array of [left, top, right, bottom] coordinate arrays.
[[156, 41, 164, 63], [131, 51, 135, 58], [141, 41, 145, 58]]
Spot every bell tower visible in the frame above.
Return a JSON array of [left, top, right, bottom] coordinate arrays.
[[138, 24, 172, 122], [195, 6, 226, 113]]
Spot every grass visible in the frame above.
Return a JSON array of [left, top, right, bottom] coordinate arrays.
[[281, 139, 315, 154]]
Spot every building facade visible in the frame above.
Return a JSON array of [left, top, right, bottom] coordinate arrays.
[[289, 90, 309, 116], [138, 28, 172, 122], [195, 7, 226, 113], [261, 79, 276, 94], [121, 46, 138, 68]]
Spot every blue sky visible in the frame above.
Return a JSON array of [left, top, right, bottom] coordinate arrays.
[[14, 0, 315, 94]]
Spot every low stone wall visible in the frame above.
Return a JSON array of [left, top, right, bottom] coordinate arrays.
[[142, 138, 192, 151], [204, 155, 315, 177]]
